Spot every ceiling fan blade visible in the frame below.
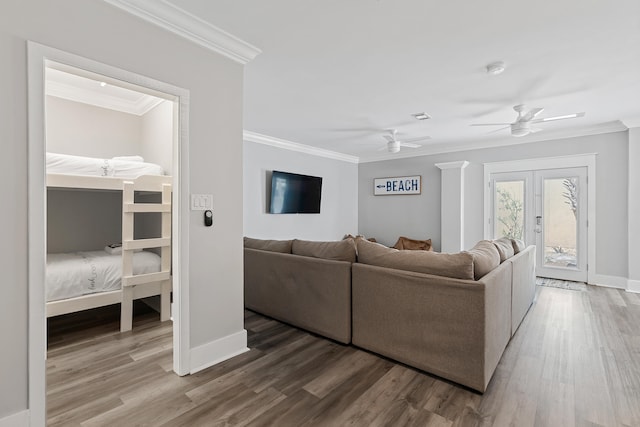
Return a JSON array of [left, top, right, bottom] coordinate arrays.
[[401, 135, 432, 143], [399, 142, 421, 148], [530, 128, 543, 134], [521, 107, 544, 122], [531, 112, 585, 123], [382, 135, 394, 142], [487, 126, 511, 134], [377, 145, 388, 151], [470, 123, 512, 126]]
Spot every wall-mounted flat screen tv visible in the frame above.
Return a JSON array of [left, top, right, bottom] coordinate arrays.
[[269, 170, 322, 214]]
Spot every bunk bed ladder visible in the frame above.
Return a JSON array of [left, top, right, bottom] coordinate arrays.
[[121, 180, 172, 332]]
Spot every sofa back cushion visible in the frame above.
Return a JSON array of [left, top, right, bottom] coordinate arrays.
[[392, 236, 433, 251], [244, 237, 292, 253], [292, 239, 357, 262], [492, 237, 515, 262], [356, 239, 474, 280], [511, 238, 526, 254], [467, 240, 501, 280]]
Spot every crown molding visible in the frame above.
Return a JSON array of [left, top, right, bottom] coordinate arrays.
[[243, 131, 360, 164], [621, 117, 640, 129], [103, 0, 261, 65], [435, 161, 469, 170], [46, 80, 164, 116]]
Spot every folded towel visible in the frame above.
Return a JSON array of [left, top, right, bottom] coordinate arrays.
[[105, 244, 122, 255]]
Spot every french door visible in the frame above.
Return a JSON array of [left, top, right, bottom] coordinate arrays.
[[490, 167, 588, 282]]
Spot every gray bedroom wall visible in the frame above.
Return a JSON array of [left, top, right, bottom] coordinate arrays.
[[45, 96, 143, 157], [244, 141, 358, 241], [1, 0, 245, 420], [359, 131, 629, 278]]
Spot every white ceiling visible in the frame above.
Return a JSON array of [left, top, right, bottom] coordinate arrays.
[[45, 67, 164, 116], [143, 1, 640, 160]]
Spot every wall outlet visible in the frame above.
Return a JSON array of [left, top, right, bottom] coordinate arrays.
[[191, 194, 213, 211]]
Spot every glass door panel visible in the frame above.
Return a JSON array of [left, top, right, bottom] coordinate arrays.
[[495, 180, 525, 240], [535, 168, 587, 282]]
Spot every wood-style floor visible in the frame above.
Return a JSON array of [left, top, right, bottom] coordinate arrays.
[[47, 285, 640, 427]]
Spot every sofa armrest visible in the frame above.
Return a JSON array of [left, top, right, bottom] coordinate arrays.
[[508, 245, 536, 335], [244, 248, 352, 343], [352, 262, 511, 392]]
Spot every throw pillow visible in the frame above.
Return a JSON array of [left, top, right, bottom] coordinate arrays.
[[511, 238, 526, 254], [392, 236, 433, 251]]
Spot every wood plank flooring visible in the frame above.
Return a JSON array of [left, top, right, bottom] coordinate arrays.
[[47, 285, 640, 426]]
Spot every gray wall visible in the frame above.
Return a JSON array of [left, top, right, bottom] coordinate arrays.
[[1, 0, 245, 419], [46, 96, 143, 158], [244, 141, 358, 241], [359, 131, 629, 277]]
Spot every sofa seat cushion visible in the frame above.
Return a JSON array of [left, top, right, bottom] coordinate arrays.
[[244, 237, 292, 253], [356, 239, 474, 280], [467, 240, 501, 280], [492, 237, 515, 262], [392, 236, 433, 251], [292, 239, 356, 262]]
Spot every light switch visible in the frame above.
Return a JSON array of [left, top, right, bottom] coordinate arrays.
[[191, 194, 213, 211]]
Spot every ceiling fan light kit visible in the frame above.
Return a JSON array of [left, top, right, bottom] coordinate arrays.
[[486, 61, 506, 75]]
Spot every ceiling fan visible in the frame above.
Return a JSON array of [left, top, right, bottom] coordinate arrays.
[[381, 129, 431, 153], [471, 104, 585, 137]]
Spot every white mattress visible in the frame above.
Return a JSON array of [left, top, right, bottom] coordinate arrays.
[[46, 152, 164, 178], [46, 250, 161, 302]]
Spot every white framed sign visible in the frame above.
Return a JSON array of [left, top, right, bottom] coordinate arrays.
[[374, 175, 422, 195]]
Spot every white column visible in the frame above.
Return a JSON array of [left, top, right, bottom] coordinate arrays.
[[435, 161, 469, 253], [628, 126, 640, 292]]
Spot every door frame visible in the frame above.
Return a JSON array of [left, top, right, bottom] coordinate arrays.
[[483, 153, 596, 284], [27, 42, 191, 426]]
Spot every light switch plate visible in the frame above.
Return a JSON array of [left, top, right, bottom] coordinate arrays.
[[191, 194, 213, 211]]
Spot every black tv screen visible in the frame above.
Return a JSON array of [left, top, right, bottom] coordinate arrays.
[[269, 170, 322, 214]]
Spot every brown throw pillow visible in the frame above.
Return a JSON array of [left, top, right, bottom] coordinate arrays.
[[357, 239, 474, 280], [392, 236, 433, 251], [292, 239, 356, 262], [467, 240, 500, 280], [244, 237, 292, 253]]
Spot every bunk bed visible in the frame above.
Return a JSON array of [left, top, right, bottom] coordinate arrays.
[[46, 153, 172, 332]]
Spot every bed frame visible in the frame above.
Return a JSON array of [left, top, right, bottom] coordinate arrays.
[[46, 173, 172, 332]]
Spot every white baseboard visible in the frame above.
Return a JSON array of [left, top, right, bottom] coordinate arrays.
[[190, 330, 249, 374], [589, 274, 628, 290], [627, 279, 640, 293], [0, 410, 29, 427]]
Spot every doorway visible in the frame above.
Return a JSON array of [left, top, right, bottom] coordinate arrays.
[[490, 167, 588, 282], [483, 154, 596, 284], [27, 42, 191, 426]]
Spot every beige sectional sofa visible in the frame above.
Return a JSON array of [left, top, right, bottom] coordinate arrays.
[[243, 236, 536, 392]]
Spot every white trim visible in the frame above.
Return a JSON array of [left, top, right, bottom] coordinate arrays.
[[483, 154, 596, 284], [0, 410, 29, 427], [589, 274, 628, 290], [103, 0, 261, 65], [627, 279, 640, 293], [190, 330, 250, 374], [621, 118, 640, 129], [27, 43, 192, 425], [244, 131, 359, 164], [435, 160, 469, 170]]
